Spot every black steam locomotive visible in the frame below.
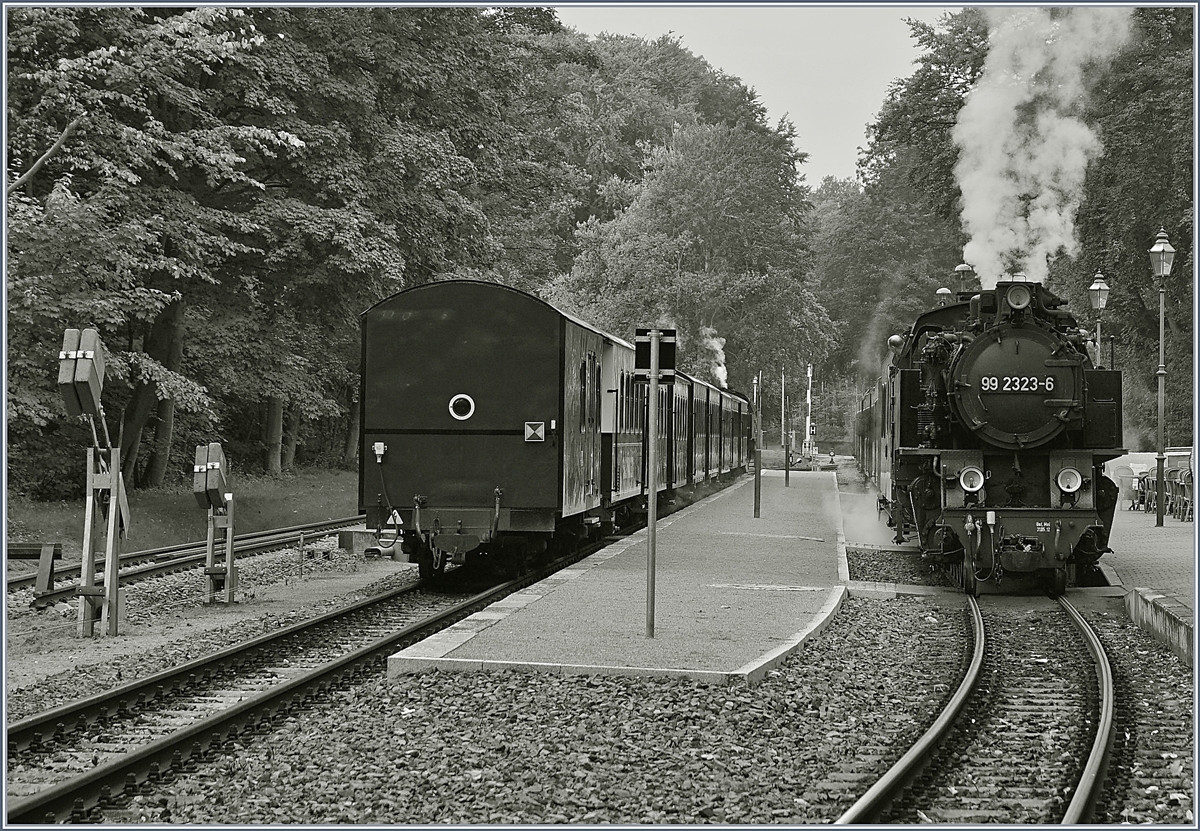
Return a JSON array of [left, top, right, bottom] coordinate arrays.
[[856, 279, 1123, 595]]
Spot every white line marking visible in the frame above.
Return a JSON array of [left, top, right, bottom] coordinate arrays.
[[718, 532, 825, 542], [708, 583, 828, 592]]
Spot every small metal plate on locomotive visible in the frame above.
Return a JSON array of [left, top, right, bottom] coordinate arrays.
[[949, 324, 1082, 449]]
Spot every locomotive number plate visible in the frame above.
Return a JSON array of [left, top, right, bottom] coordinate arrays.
[[979, 375, 1056, 392]]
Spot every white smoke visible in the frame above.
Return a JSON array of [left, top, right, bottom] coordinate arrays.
[[954, 7, 1133, 288], [699, 326, 728, 388]]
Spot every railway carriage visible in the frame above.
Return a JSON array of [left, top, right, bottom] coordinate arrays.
[[359, 280, 748, 577], [855, 278, 1123, 595]]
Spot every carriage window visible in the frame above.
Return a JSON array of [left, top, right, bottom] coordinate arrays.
[[593, 357, 601, 428], [579, 360, 587, 432], [618, 371, 624, 431]]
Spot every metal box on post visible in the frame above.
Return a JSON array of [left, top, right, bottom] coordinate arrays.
[[58, 328, 106, 418], [193, 443, 228, 509], [205, 442, 227, 509], [74, 328, 105, 417], [58, 329, 83, 417], [192, 444, 209, 508]]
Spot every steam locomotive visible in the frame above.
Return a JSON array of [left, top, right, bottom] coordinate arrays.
[[855, 278, 1123, 595], [358, 280, 748, 578]]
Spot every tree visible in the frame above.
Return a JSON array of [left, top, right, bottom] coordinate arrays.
[[7, 7, 280, 493], [548, 121, 830, 395]]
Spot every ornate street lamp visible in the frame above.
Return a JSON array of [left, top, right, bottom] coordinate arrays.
[[1148, 228, 1175, 527], [1088, 270, 1110, 366]]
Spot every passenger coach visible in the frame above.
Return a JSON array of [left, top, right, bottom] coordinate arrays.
[[358, 280, 748, 577]]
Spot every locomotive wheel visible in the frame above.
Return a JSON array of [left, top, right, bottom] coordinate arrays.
[[961, 551, 977, 596], [1047, 567, 1068, 597]]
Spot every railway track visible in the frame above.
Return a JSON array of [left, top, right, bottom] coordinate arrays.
[[836, 595, 1115, 824], [5, 525, 625, 824], [6, 516, 363, 606]]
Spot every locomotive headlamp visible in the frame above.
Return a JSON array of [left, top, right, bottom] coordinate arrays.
[[959, 466, 986, 493], [1056, 467, 1083, 494], [1005, 284, 1033, 310]]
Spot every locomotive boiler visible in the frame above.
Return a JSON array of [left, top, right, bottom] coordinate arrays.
[[856, 278, 1123, 595]]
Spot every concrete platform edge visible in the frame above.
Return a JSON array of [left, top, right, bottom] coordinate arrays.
[[390, 586, 850, 687], [1123, 585, 1194, 667], [731, 586, 847, 685]]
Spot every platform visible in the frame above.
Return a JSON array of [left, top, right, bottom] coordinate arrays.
[[1103, 502, 1195, 665], [387, 465, 1196, 682], [388, 470, 851, 685]]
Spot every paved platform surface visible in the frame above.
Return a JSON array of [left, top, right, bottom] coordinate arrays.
[[389, 470, 848, 684], [1104, 503, 1195, 609], [388, 465, 1196, 681]]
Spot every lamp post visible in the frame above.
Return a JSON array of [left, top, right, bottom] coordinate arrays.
[[1088, 270, 1110, 367], [1148, 228, 1175, 527]]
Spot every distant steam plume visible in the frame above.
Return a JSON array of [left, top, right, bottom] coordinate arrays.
[[699, 326, 728, 388], [954, 8, 1133, 288]]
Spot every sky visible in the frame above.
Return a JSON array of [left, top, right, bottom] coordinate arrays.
[[553, 4, 960, 184]]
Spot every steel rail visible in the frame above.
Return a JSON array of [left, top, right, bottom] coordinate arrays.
[[835, 595, 985, 825], [1057, 595, 1116, 824], [7, 516, 364, 601], [5, 576, 514, 824], [5, 515, 640, 824], [6, 576, 417, 753]]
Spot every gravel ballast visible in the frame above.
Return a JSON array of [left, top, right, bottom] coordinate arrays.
[[149, 596, 968, 824], [6, 506, 1191, 824]]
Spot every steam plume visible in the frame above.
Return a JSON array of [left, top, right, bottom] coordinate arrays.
[[699, 326, 728, 388], [954, 8, 1132, 288]]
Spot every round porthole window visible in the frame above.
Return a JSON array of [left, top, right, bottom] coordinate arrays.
[[448, 393, 475, 421]]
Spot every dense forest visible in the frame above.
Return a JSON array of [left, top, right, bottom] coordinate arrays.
[[6, 7, 1193, 499]]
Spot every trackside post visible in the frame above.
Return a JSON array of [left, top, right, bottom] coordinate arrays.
[[753, 371, 762, 518], [194, 442, 237, 604], [635, 327, 675, 639], [58, 328, 129, 637]]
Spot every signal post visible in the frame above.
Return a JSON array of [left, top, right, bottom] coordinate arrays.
[[634, 327, 675, 639], [59, 328, 130, 637]]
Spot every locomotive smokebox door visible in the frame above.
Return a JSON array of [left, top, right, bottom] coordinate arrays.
[[950, 325, 1082, 449]]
